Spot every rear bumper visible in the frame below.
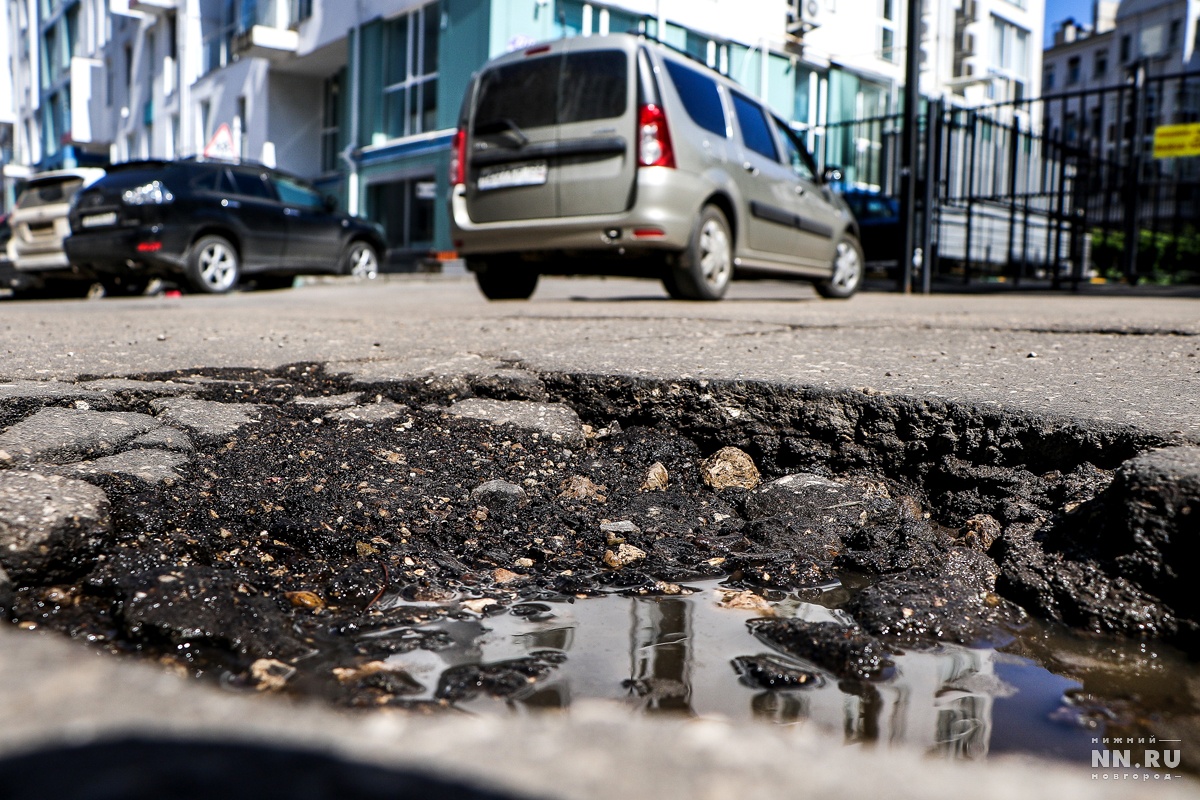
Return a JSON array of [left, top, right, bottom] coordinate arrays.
[[64, 227, 186, 276], [450, 168, 705, 256]]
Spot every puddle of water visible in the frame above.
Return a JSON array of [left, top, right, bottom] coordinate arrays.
[[360, 579, 1199, 772]]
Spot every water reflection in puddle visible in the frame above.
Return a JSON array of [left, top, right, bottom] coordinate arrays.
[[372, 581, 1173, 769]]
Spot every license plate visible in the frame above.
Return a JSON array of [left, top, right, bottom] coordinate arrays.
[[477, 162, 548, 191], [81, 212, 117, 228]]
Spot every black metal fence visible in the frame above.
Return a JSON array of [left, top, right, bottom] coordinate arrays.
[[819, 67, 1200, 289]]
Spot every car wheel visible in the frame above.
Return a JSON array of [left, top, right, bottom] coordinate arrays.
[[186, 235, 240, 294], [661, 270, 688, 299], [472, 258, 538, 301], [341, 241, 380, 280], [815, 235, 865, 299], [671, 205, 732, 300]]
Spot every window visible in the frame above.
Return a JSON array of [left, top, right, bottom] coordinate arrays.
[[1168, 19, 1181, 48], [273, 175, 323, 209], [881, 27, 896, 62], [559, 51, 626, 123], [731, 91, 777, 161], [990, 16, 1029, 81], [1067, 56, 1080, 84], [473, 50, 626, 135], [231, 170, 272, 199], [880, 0, 897, 62], [663, 59, 727, 137], [1094, 49, 1107, 79], [321, 74, 342, 173], [381, 1, 440, 140], [1119, 34, 1131, 62], [1044, 65, 1055, 90], [771, 116, 817, 181]]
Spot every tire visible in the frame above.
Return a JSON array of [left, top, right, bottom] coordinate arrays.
[[185, 235, 240, 294], [661, 270, 688, 299], [341, 240, 380, 280], [472, 257, 538, 301], [815, 234, 865, 299], [670, 205, 733, 300]]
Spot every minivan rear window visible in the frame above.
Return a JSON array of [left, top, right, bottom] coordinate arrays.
[[16, 178, 85, 209], [663, 60, 727, 138], [473, 50, 627, 134]]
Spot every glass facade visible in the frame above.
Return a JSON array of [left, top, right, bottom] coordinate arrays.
[[376, 1, 440, 143]]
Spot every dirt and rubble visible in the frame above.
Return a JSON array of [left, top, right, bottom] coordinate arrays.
[[0, 364, 1197, 747]]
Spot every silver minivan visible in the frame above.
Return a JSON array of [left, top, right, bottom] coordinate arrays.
[[5, 168, 107, 296], [450, 33, 863, 301]]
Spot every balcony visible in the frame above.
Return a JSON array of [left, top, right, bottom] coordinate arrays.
[[231, 0, 302, 61], [128, 0, 178, 14]]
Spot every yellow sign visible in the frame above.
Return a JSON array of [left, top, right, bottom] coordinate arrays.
[[1152, 123, 1200, 159]]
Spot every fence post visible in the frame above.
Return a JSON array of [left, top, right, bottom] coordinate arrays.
[[898, 0, 924, 294], [1121, 61, 1146, 283], [920, 98, 942, 294]]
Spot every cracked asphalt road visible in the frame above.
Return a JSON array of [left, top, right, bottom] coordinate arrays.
[[3, 274, 1200, 800], [3, 275, 1199, 439]]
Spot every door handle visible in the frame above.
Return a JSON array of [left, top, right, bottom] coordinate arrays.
[[221, 198, 241, 209], [794, 184, 807, 196], [742, 161, 759, 175], [284, 207, 300, 217]]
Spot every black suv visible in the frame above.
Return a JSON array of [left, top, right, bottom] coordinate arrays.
[[65, 159, 386, 294]]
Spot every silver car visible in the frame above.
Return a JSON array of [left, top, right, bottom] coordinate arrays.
[[5, 168, 107, 296], [450, 33, 863, 301]]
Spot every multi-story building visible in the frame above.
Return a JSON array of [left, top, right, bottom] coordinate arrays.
[[1042, 0, 1199, 171], [2, 0, 1045, 263]]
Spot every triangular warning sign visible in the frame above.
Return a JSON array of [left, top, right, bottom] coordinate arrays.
[[203, 124, 237, 160]]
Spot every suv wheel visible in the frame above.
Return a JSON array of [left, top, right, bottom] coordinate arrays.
[[671, 206, 732, 301], [186, 235, 240, 294], [341, 241, 380, 280], [815, 235, 864, 299], [472, 257, 538, 301]]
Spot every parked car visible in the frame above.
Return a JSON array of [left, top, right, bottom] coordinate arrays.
[[450, 33, 863, 301], [65, 159, 386, 294], [839, 190, 902, 268], [4, 168, 107, 296]]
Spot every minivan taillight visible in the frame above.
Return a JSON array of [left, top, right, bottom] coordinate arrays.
[[638, 104, 674, 168], [450, 128, 467, 186]]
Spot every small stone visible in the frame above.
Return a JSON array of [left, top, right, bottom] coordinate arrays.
[[958, 514, 1002, 551], [471, 480, 528, 507], [701, 446, 761, 491], [514, 557, 534, 568], [603, 543, 646, 569], [559, 475, 607, 502], [326, 400, 408, 423], [600, 520, 640, 536], [714, 588, 774, 615], [1027, 352, 1039, 359], [250, 658, 296, 692], [640, 462, 669, 491], [493, 567, 524, 584], [461, 598, 498, 614], [332, 661, 389, 683], [284, 591, 325, 610]]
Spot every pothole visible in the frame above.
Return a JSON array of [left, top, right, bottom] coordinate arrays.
[[0, 364, 1195, 775]]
